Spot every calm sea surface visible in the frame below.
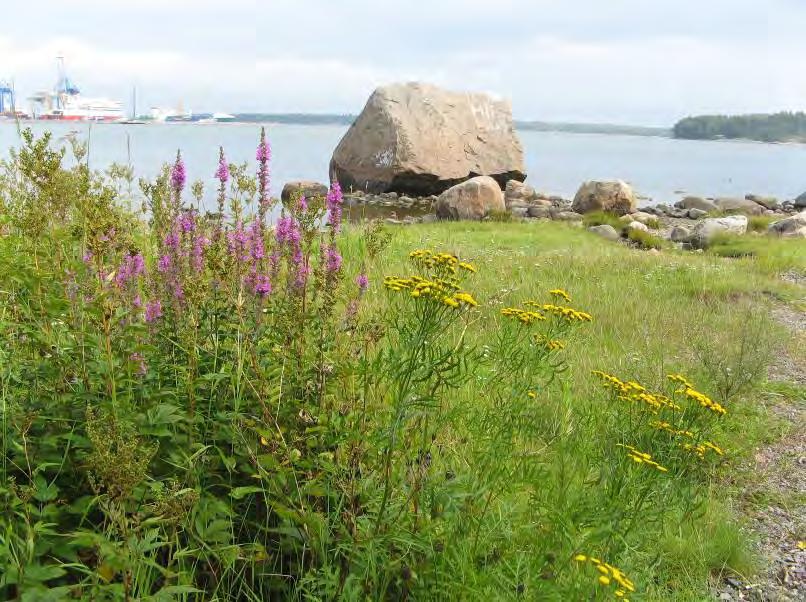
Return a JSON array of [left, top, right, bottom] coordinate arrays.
[[1, 121, 804, 210]]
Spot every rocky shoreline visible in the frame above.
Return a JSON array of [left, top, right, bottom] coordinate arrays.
[[281, 176, 806, 248]]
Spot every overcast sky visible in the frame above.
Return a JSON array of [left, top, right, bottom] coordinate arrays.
[[1, 0, 803, 125]]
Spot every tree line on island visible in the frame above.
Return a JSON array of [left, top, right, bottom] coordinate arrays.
[[673, 111, 806, 143]]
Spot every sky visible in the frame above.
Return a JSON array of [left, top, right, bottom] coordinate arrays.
[[1, 0, 804, 125]]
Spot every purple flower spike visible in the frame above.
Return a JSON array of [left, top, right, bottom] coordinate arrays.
[[171, 152, 186, 192], [215, 150, 229, 183], [326, 181, 343, 233], [356, 273, 369, 292], [144, 299, 163, 323], [326, 245, 342, 273]]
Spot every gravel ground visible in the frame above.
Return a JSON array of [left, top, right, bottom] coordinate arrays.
[[715, 299, 805, 601]]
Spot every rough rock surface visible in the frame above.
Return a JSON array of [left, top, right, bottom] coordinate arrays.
[[747, 194, 780, 210], [768, 211, 806, 238], [505, 180, 536, 207], [587, 224, 620, 241], [281, 181, 329, 203], [676, 196, 718, 212], [435, 176, 505, 220], [330, 82, 525, 196], [688, 215, 748, 248], [715, 197, 765, 216], [794, 192, 806, 208], [571, 180, 637, 215]]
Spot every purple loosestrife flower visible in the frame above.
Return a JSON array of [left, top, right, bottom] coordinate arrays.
[[256, 128, 271, 219], [326, 181, 343, 233], [171, 151, 186, 193], [192, 234, 209, 273], [325, 244, 342, 274], [144, 299, 162, 322], [178, 210, 196, 233], [254, 274, 272, 297], [215, 149, 230, 184], [157, 254, 172, 273], [82, 251, 93, 264], [356, 272, 369, 293], [299, 194, 308, 211], [247, 218, 265, 261], [115, 252, 145, 287], [227, 221, 249, 262]]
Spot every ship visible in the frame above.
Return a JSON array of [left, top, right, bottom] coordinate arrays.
[[29, 57, 124, 122]]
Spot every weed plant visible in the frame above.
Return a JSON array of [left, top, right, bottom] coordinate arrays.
[[0, 130, 794, 600]]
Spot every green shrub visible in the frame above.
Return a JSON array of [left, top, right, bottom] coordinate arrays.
[[747, 215, 776, 233], [487, 208, 514, 222], [626, 227, 665, 250], [582, 209, 624, 230]]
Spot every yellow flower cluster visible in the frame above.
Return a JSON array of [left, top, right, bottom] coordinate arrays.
[[617, 444, 669, 472], [549, 288, 572, 303], [667, 374, 727, 415], [574, 554, 636, 600], [650, 420, 694, 438], [383, 275, 478, 309], [408, 249, 476, 274], [534, 334, 566, 351], [592, 371, 681, 413], [682, 441, 725, 458], [501, 307, 547, 325], [524, 301, 593, 323], [650, 421, 724, 459]]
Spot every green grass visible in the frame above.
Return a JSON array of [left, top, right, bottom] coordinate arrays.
[[582, 209, 624, 230]]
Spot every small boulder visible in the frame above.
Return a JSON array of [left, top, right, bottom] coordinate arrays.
[[435, 176, 505, 220], [746, 194, 779, 210], [687, 208, 708, 220], [688, 215, 748, 249], [670, 225, 691, 242], [587, 224, 620, 241], [676, 196, 717, 212], [505, 180, 536, 207], [571, 180, 636, 215], [627, 221, 649, 233], [714, 197, 764, 216], [767, 211, 806, 238], [629, 211, 658, 227], [527, 205, 551, 219], [511, 206, 529, 219], [281, 181, 329, 203], [552, 210, 584, 222]]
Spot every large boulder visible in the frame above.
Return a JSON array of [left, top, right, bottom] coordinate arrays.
[[795, 192, 806, 208], [435, 176, 505, 220], [767, 211, 806, 238], [571, 180, 636, 216], [330, 82, 526, 196], [281, 181, 328, 203], [675, 196, 718, 212], [714, 197, 765, 216], [688, 215, 748, 249]]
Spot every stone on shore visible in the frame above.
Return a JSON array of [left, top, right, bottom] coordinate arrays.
[[688, 215, 748, 249], [281, 181, 329, 203], [746, 194, 779, 210], [330, 82, 525, 196], [714, 197, 765, 216], [795, 192, 806, 208], [505, 180, 536, 207], [767, 211, 806, 238], [587, 224, 620, 241], [670, 225, 691, 242], [435, 176, 505, 220], [675, 196, 718, 212], [571, 180, 636, 215], [687, 208, 708, 220]]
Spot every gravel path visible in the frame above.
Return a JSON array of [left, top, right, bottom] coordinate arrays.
[[716, 298, 805, 601]]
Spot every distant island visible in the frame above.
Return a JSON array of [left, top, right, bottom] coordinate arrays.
[[515, 121, 670, 137], [673, 111, 806, 143], [228, 113, 671, 137]]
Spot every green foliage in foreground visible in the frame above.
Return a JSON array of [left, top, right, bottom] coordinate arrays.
[[1, 131, 804, 600], [673, 111, 806, 143]]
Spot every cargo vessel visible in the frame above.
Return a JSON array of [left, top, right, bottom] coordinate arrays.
[[29, 58, 124, 122]]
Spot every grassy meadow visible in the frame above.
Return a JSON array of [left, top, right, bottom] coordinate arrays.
[[1, 130, 804, 600]]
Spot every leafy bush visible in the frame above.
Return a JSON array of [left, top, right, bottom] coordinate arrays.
[[582, 210, 624, 230], [626, 227, 665, 250]]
